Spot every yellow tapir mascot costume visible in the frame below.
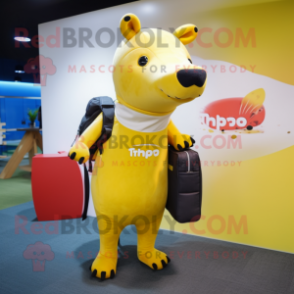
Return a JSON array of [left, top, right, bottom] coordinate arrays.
[[69, 13, 207, 280]]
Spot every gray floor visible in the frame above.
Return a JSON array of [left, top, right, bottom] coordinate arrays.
[[0, 201, 293, 294]]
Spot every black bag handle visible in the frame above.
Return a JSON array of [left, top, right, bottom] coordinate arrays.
[[97, 97, 115, 154], [82, 163, 90, 220], [82, 97, 114, 220]]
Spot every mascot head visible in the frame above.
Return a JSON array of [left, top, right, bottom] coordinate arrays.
[[113, 13, 207, 114]]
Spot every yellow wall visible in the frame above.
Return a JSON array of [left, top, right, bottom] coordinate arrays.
[[187, 0, 294, 85], [162, 145, 294, 253]]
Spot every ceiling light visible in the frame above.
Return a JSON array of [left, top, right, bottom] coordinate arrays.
[[15, 65, 25, 74], [14, 36, 31, 42]]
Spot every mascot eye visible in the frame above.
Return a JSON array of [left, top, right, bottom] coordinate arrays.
[[138, 56, 148, 66], [188, 58, 192, 64]]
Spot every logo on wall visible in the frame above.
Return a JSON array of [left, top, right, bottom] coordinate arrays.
[[201, 88, 266, 132]]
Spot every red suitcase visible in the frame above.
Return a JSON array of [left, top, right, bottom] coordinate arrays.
[[31, 152, 83, 221]]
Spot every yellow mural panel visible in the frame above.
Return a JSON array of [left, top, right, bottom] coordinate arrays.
[[186, 0, 294, 85], [161, 145, 294, 253]]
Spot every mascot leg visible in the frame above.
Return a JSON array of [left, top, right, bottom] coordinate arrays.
[[136, 212, 170, 270], [90, 217, 121, 280]]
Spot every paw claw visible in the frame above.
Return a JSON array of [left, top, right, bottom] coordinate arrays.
[[89, 265, 92, 271], [177, 144, 183, 151], [184, 141, 189, 148], [70, 152, 76, 160], [91, 269, 97, 278], [167, 256, 171, 263], [191, 137, 195, 144], [161, 260, 167, 268], [110, 270, 115, 279], [79, 157, 84, 164], [152, 263, 158, 271], [100, 271, 106, 281]]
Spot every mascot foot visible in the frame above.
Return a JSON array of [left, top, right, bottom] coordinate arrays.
[[138, 249, 170, 270], [90, 252, 117, 281]]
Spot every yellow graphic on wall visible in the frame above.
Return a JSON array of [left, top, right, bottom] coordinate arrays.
[[161, 145, 294, 253], [186, 0, 294, 85]]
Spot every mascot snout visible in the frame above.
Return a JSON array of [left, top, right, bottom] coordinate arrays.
[[157, 65, 207, 101], [177, 68, 207, 88]]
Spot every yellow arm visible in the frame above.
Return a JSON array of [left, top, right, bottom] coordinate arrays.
[[68, 113, 103, 164], [167, 120, 193, 151]]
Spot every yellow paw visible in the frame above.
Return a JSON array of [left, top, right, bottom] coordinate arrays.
[[138, 249, 170, 270], [90, 252, 118, 280], [68, 141, 89, 164], [172, 134, 195, 151]]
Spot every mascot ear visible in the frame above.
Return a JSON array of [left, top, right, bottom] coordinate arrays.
[[120, 13, 141, 40], [173, 24, 198, 45]]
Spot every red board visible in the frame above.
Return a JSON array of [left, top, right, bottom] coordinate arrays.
[[31, 153, 83, 221]]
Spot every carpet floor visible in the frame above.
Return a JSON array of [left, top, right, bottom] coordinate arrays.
[[0, 159, 32, 210], [0, 201, 293, 294]]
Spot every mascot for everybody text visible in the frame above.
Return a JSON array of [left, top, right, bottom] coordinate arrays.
[[69, 13, 207, 280]]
